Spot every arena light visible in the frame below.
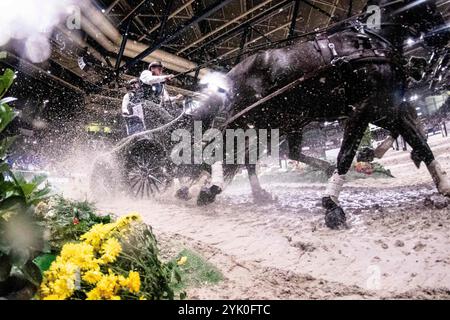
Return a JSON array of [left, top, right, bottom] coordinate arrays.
[[406, 38, 415, 46], [199, 71, 231, 94], [0, 0, 74, 62]]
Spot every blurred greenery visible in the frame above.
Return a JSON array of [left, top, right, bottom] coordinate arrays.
[[169, 249, 223, 295], [41, 196, 111, 252], [0, 68, 50, 299], [110, 223, 179, 300]]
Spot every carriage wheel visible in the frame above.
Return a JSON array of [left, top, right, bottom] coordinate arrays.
[[123, 141, 172, 199], [90, 155, 120, 201]]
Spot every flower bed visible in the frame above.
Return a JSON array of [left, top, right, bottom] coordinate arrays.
[[39, 213, 178, 300]]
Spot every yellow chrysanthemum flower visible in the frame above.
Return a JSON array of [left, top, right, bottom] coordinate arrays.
[[116, 213, 141, 231], [177, 256, 187, 266], [82, 270, 103, 285], [86, 271, 123, 300], [40, 213, 145, 300], [40, 261, 78, 300], [99, 238, 122, 264], [85, 288, 102, 300], [42, 294, 62, 300], [127, 271, 141, 293], [80, 223, 116, 249], [60, 242, 98, 270]]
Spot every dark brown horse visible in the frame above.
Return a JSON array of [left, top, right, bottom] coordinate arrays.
[[194, 0, 450, 229]]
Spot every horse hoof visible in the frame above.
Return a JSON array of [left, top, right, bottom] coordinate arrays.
[[437, 179, 450, 197], [325, 206, 347, 230], [175, 186, 191, 201], [437, 180, 450, 197], [439, 187, 450, 198], [197, 185, 222, 206]]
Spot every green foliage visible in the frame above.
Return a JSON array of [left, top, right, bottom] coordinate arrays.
[[169, 249, 223, 294], [33, 253, 57, 273], [0, 69, 14, 99], [359, 127, 373, 149], [0, 197, 45, 296], [0, 69, 17, 157], [372, 162, 394, 178], [0, 103, 15, 140], [0, 68, 50, 299], [1, 172, 51, 206], [110, 223, 179, 300], [41, 196, 111, 251]]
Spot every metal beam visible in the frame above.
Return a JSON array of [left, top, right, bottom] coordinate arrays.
[[347, 0, 353, 18], [118, 0, 151, 28], [1, 51, 85, 94], [327, 0, 339, 25], [116, 14, 234, 24], [288, 0, 301, 38], [177, 0, 274, 55], [138, 0, 195, 41], [116, 0, 149, 37], [235, 27, 251, 65], [154, 0, 176, 43], [302, 0, 332, 19], [310, 0, 347, 12], [118, 0, 233, 73], [115, 19, 132, 71], [115, 0, 152, 71], [187, 0, 294, 57], [215, 16, 303, 62], [106, 0, 122, 14], [250, 26, 273, 44]]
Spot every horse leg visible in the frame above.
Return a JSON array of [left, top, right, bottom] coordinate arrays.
[[372, 102, 427, 169], [287, 132, 336, 177], [246, 164, 275, 203], [322, 115, 370, 229], [396, 111, 450, 196], [197, 161, 224, 206], [373, 135, 397, 159], [373, 130, 426, 165]]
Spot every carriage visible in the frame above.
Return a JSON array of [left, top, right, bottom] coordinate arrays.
[[89, 99, 206, 200]]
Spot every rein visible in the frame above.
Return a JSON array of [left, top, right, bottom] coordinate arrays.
[[221, 75, 306, 129]]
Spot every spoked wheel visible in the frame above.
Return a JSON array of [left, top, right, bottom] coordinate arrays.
[[123, 141, 172, 199], [90, 154, 120, 201]]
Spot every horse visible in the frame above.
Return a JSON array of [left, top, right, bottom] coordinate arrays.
[[192, 0, 450, 229]]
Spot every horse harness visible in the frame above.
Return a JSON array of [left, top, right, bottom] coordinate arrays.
[[313, 23, 395, 67], [219, 23, 402, 129]]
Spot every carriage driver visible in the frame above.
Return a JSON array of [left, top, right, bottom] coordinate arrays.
[[139, 61, 184, 129], [122, 78, 145, 136]]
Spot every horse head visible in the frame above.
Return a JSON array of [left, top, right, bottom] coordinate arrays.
[[189, 72, 232, 127]]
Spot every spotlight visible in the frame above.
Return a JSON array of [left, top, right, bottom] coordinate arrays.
[[406, 38, 415, 46], [199, 72, 230, 95]]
